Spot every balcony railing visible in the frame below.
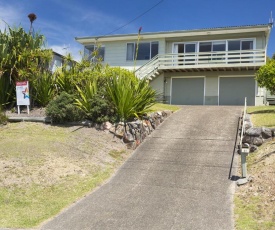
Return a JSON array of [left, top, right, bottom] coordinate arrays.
[[135, 49, 266, 79]]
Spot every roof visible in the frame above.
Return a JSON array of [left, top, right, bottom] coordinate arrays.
[[52, 51, 65, 58], [75, 23, 273, 44]]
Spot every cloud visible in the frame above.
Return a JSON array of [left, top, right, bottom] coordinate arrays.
[[0, 0, 136, 62], [0, 3, 25, 31]]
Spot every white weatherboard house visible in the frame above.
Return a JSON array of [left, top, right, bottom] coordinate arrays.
[[75, 24, 272, 106]]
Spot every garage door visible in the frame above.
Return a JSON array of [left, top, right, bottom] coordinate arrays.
[[171, 78, 204, 105], [219, 77, 255, 106]]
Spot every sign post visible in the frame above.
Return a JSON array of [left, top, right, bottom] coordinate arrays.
[[16, 81, 30, 114]]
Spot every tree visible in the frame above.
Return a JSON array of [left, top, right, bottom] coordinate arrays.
[[0, 24, 52, 106], [256, 57, 275, 94]]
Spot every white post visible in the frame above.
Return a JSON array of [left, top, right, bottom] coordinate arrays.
[[237, 97, 250, 186], [241, 143, 249, 178]]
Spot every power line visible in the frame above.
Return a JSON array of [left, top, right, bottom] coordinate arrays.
[[100, 0, 164, 37]]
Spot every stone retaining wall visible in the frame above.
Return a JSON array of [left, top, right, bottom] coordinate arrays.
[[242, 114, 275, 152], [98, 110, 173, 149]]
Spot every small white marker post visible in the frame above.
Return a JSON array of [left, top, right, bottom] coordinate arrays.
[[237, 143, 250, 185]]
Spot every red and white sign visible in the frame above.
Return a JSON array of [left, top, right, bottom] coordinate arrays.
[[16, 81, 30, 106]]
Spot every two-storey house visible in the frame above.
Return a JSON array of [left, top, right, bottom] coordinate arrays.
[[75, 24, 272, 106]]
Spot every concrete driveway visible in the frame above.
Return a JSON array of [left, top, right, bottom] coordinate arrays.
[[41, 106, 242, 230]]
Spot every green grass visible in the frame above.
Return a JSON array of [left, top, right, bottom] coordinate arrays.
[[0, 122, 129, 228], [149, 103, 180, 112], [247, 106, 275, 127], [0, 169, 113, 228], [235, 196, 275, 230], [109, 150, 125, 160], [234, 196, 259, 230], [234, 141, 275, 230]]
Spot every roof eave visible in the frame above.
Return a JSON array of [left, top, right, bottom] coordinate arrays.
[[75, 24, 272, 45]]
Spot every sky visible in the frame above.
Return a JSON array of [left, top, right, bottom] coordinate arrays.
[[0, 0, 274, 61]]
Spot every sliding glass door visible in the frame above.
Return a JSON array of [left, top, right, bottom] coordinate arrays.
[[228, 40, 254, 63], [173, 39, 254, 65], [174, 43, 196, 65]]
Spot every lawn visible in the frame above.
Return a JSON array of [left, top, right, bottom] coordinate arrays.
[[0, 103, 178, 228], [247, 106, 275, 127], [0, 122, 131, 228]]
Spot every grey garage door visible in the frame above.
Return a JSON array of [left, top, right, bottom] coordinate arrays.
[[219, 77, 255, 106], [171, 78, 204, 105]]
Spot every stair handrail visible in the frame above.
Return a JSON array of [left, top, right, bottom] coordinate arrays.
[[135, 55, 160, 78]]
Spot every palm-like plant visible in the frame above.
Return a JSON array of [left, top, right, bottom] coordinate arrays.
[[31, 71, 55, 107], [106, 69, 157, 126], [0, 75, 14, 106], [75, 80, 98, 114]]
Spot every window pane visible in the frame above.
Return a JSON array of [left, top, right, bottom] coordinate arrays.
[[126, 43, 134, 60], [185, 44, 196, 65], [98, 47, 105, 61], [137, 43, 150, 60], [199, 42, 211, 52], [228, 40, 240, 51], [241, 41, 253, 63], [151, 42, 159, 58], [185, 44, 196, 53], [84, 45, 95, 59], [212, 42, 226, 62], [228, 40, 240, 63], [178, 44, 184, 53], [213, 42, 226, 51], [242, 41, 253, 50], [84, 45, 104, 61]]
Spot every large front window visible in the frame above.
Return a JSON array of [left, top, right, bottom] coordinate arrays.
[[126, 42, 158, 61], [228, 40, 254, 63], [174, 39, 254, 64], [84, 45, 105, 62], [174, 39, 253, 54], [198, 41, 226, 62]]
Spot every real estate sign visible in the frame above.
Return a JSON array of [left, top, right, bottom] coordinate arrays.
[[16, 81, 30, 106]]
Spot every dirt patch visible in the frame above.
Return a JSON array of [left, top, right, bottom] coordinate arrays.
[[5, 107, 47, 117], [0, 122, 132, 188], [235, 139, 275, 228]]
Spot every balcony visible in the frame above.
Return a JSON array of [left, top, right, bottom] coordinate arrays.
[[135, 49, 266, 79]]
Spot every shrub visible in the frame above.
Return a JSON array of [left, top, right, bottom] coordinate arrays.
[[0, 107, 7, 125], [46, 92, 84, 123], [106, 69, 157, 123], [0, 75, 14, 107], [54, 69, 76, 95], [75, 80, 117, 124], [31, 71, 55, 107], [75, 80, 98, 115], [84, 93, 117, 124]]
